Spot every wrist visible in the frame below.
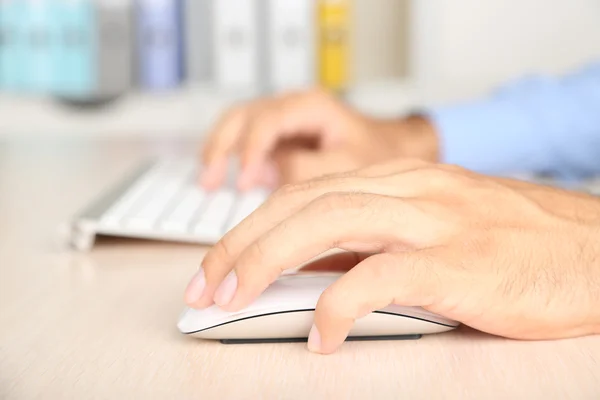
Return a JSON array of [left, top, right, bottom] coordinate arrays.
[[378, 114, 440, 162]]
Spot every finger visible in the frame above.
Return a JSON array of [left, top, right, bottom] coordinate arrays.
[[308, 251, 444, 354], [199, 157, 229, 191], [236, 107, 285, 190], [189, 163, 447, 308], [218, 193, 445, 311], [199, 106, 248, 188], [232, 158, 432, 251], [237, 91, 339, 189], [218, 160, 441, 258], [353, 157, 430, 178], [200, 98, 280, 189], [254, 159, 280, 189]]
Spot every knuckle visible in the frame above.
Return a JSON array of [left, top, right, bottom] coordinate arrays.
[[215, 236, 236, 262], [265, 183, 307, 211], [250, 238, 268, 263], [312, 192, 367, 216], [201, 238, 236, 277], [235, 241, 273, 286], [272, 177, 333, 201], [273, 182, 300, 200], [385, 158, 431, 172], [303, 174, 356, 193], [413, 166, 472, 188], [439, 163, 468, 174], [415, 167, 452, 184]]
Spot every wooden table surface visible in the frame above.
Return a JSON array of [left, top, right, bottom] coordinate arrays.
[[1, 136, 600, 399]]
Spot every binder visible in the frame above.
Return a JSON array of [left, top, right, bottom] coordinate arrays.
[[51, 0, 134, 102], [23, 0, 59, 93], [135, 0, 183, 91], [95, 0, 134, 99], [266, 0, 316, 92], [212, 0, 265, 92], [52, 0, 96, 98], [0, 0, 24, 90], [184, 0, 213, 84], [317, 0, 351, 92]]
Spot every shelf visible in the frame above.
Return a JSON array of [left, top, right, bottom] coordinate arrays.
[[0, 80, 422, 139]]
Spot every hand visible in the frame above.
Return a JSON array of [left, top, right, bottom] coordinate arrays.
[[199, 88, 438, 190], [185, 159, 600, 354]]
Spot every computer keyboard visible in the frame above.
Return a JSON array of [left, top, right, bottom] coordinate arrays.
[[65, 157, 270, 250], [64, 157, 600, 251]]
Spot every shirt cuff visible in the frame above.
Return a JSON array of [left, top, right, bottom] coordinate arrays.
[[424, 97, 552, 177]]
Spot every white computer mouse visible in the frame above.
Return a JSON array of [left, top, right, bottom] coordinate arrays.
[[177, 273, 459, 343]]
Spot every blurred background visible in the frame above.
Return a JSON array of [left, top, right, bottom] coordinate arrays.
[[1, 0, 600, 138]]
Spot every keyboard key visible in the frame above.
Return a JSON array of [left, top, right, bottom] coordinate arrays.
[[160, 187, 206, 233], [123, 163, 194, 230], [90, 157, 273, 246], [192, 190, 236, 240], [192, 223, 223, 243], [226, 189, 269, 231], [199, 190, 236, 224], [99, 162, 172, 228]]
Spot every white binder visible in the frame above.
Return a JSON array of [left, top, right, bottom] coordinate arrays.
[[266, 0, 315, 92], [184, 0, 213, 84], [212, 0, 264, 92]]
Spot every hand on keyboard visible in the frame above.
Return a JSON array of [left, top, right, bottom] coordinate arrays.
[[199, 88, 440, 191]]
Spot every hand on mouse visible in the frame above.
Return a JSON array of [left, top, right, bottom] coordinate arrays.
[[199, 88, 439, 190], [185, 159, 600, 354]]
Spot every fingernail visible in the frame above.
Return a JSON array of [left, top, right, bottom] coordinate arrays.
[[185, 267, 206, 305], [200, 170, 215, 190], [237, 163, 259, 191], [214, 271, 238, 306], [201, 158, 227, 189], [307, 324, 321, 353]]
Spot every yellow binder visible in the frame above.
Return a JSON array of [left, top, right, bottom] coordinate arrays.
[[317, 0, 351, 92]]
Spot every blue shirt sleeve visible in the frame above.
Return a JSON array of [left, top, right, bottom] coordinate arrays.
[[426, 61, 600, 180]]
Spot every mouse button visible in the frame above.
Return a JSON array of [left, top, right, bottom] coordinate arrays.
[[272, 273, 340, 293], [191, 310, 317, 340], [178, 305, 258, 333], [261, 280, 325, 307], [177, 307, 224, 333], [246, 286, 316, 311]]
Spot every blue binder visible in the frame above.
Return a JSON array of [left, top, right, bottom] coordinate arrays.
[[22, 0, 60, 93], [135, 0, 183, 91], [0, 0, 26, 90], [51, 0, 96, 97]]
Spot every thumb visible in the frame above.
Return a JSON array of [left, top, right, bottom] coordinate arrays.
[[307, 251, 442, 354]]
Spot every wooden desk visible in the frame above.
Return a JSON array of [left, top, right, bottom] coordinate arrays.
[[1, 136, 600, 399]]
